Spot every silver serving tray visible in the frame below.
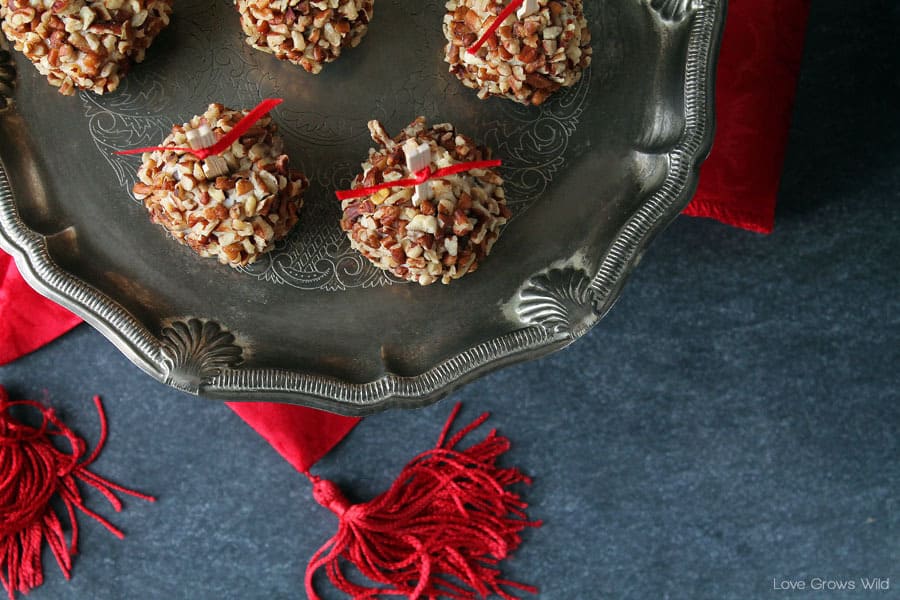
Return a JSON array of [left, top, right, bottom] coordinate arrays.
[[0, 0, 725, 415]]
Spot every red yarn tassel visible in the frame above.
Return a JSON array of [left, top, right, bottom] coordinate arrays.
[[305, 403, 541, 600], [0, 386, 155, 600]]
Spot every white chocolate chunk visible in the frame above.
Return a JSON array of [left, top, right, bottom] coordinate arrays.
[[185, 129, 201, 148], [187, 124, 217, 150], [403, 139, 433, 206], [517, 0, 540, 20]]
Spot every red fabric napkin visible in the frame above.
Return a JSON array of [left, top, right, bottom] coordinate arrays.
[[684, 0, 811, 233], [0, 0, 812, 469], [0, 252, 81, 365], [226, 401, 360, 473]]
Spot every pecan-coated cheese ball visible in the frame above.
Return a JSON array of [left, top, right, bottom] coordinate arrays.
[[132, 103, 308, 268], [236, 0, 373, 74], [443, 0, 591, 105], [0, 0, 172, 95], [340, 118, 510, 286]]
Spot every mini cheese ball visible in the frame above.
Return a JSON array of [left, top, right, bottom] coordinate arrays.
[[236, 0, 374, 74], [132, 103, 308, 268], [0, 0, 172, 95], [443, 0, 592, 106], [340, 118, 511, 286]]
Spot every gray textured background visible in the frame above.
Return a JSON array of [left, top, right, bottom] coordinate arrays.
[[2, 1, 899, 598]]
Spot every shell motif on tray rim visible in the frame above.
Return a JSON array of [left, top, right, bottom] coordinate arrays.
[[160, 319, 243, 393], [649, 0, 695, 22], [517, 268, 602, 339]]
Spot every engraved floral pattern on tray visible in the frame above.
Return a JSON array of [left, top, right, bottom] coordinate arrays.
[[82, 0, 601, 291]]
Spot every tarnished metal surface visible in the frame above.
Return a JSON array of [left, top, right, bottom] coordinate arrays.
[[0, 0, 726, 415]]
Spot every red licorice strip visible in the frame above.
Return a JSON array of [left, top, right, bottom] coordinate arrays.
[[335, 159, 503, 201], [467, 0, 525, 55], [114, 98, 284, 160]]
